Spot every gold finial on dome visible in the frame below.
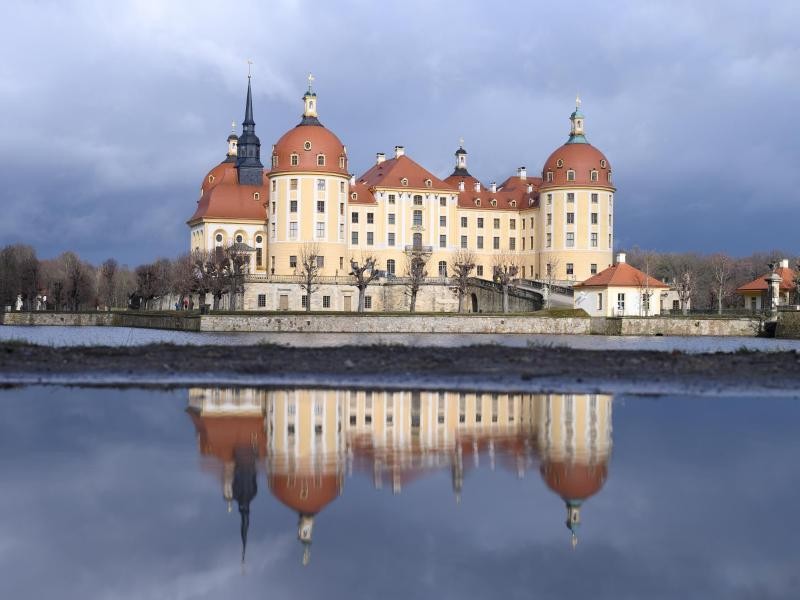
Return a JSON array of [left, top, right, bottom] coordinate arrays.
[[303, 74, 318, 118], [307, 73, 315, 93], [576, 94, 581, 110], [247, 59, 253, 78], [571, 532, 578, 549]]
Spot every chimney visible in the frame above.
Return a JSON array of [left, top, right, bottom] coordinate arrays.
[[527, 184, 533, 193], [394, 146, 405, 158], [458, 181, 465, 192], [376, 152, 385, 165], [780, 258, 789, 269], [490, 182, 497, 193], [349, 174, 356, 186], [473, 181, 481, 192], [616, 252, 626, 264], [517, 166, 527, 180]]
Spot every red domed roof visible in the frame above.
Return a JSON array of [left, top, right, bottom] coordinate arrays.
[[272, 124, 348, 176], [269, 473, 340, 514], [540, 143, 613, 189], [541, 461, 608, 501], [188, 160, 269, 223]]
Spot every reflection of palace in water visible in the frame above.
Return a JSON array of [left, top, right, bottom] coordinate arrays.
[[187, 388, 613, 564]]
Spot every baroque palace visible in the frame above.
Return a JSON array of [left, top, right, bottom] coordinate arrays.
[[187, 76, 616, 311]]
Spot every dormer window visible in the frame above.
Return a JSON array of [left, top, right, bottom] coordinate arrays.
[[590, 170, 598, 182], [351, 192, 357, 200], [607, 171, 613, 183], [566, 170, 575, 181], [510, 199, 517, 207], [253, 192, 260, 201], [304, 141, 312, 151], [290, 153, 299, 166], [208, 174, 215, 183], [600, 159, 607, 168], [401, 177, 408, 187], [490, 199, 497, 207], [272, 156, 278, 168], [546, 171, 553, 183], [424, 179, 432, 188], [474, 198, 481, 206], [339, 156, 345, 169], [556, 159, 564, 168], [317, 154, 326, 166]]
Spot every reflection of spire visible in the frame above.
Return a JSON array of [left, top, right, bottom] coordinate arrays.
[[233, 447, 258, 565], [565, 499, 582, 549], [298, 513, 314, 566]]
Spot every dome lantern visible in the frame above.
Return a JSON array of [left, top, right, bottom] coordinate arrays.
[[301, 73, 322, 126], [567, 95, 588, 144]]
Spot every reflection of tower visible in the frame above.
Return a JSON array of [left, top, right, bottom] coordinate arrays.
[[187, 388, 267, 564], [537, 394, 613, 547], [264, 390, 345, 565]]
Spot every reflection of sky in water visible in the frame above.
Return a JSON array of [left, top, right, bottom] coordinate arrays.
[[4, 325, 800, 353], [0, 386, 798, 599]]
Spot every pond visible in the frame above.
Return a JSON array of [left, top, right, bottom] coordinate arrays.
[[0, 384, 797, 599], [3, 324, 800, 353]]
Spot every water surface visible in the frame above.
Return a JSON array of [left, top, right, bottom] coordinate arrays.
[[0, 385, 797, 599]]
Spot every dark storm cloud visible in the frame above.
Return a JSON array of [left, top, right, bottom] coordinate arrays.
[[0, 0, 798, 264]]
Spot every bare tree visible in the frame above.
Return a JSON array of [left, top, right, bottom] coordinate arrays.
[[98, 258, 118, 310], [404, 248, 430, 312], [299, 242, 321, 312], [0, 244, 40, 310], [450, 249, 476, 313], [540, 254, 561, 309], [675, 270, 694, 315], [153, 258, 172, 310], [349, 254, 379, 312], [493, 254, 519, 313], [135, 263, 159, 310], [710, 253, 731, 315], [170, 253, 197, 308], [224, 244, 250, 311], [61, 252, 93, 311]]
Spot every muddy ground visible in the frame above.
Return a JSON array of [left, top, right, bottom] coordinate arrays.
[[1, 342, 799, 391]]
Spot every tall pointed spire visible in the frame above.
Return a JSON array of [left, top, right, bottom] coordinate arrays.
[[232, 447, 258, 565], [236, 73, 264, 185]]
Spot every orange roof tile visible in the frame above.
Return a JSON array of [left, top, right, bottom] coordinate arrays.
[[347, 181, 376, 204], [736, 267, 797, 292], [357, 154, 453, 191], [188, 160, 268, 223], [575, 262, 669, 288]]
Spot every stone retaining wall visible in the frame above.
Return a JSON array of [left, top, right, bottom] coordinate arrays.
[[0, 312, 115, 326], [776, 311, 800, 339], [610, 316, 761, 337]]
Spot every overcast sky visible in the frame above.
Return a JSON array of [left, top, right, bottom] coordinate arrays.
[[1, 0, 798, 265]]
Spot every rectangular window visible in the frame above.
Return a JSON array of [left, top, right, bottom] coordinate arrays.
[[413, 210, 423, 226], [289, 221, 298, 240], [257, 294, 266, 308], [301, 295, 308, 308], [460, 235, 467, 249], [290, 200, 297, 213], [388, 194, 396, 204], [566, 263, 574, 276], [439, 215, 446, 227], [522, 237, 525, 251], [316, 255, 324, 268], [591, 263, 598, 274], [477, 236, 484, 249], [387, 259, 396, 275], [591, 233, 598, 247], [256, 247, 263, 266], [351, 212, 359, 224], [567, 212, 575, 224], [461, 216, 468, 228], [591, 212, 598, 224], [567, 192, 575, 202], [547, 213, 552, 226], [566, 232, 575, 247], [289, 255, 297, 269], [367, 212, 374, 224], [270, 222, 276, 238], [290, 178, 298, 191], [609, 233, 612, 247], [510, 218, 516, 230], [493, 218, 500, 229], [530, 217, 535, 228], [271, 180, 277, 192], [597, 292, 603, 310], [493, 236, 500, 250], [509, 238, 516, 250], [388, 213, 395, 225], [477, 217, 484, 229], [439, 234, 446, 248], [351, 231, 358, 245], [317, 201, 325, 213], [546, 233, 552, 248], [413, 195, 423, 205], [477, 265, 484, 277], [591, 193, 598, 203], [339, 223, 344, 239], [339, 202, 344, 215], [340, 181, 345, 193], [530, 235, 534, 248], [547, 194, 552, 205], [388, 232, 395, 246], [364, 296, 372, 309], [316, 178, 326, 191], [440, 197, 447, 207], [367, 231, 374, 245], [617, 293, 625, 313], [316, 222, 325, 239], [323, 295, 331, 308]]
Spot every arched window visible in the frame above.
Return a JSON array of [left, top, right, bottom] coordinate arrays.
[[600, 159, 607, 168], [424, 179, 432, 188], [255, 235, 263, 244], [304, 141, 312, 150], [413, 232, 423, 248], [566, 170, 575, 181], [590, 170, 598, 182], [474, 198, 481, 206], [290, 154, 299, 166], [546, 171, 553, 182], [401, 178, 408, 186], [317, 154, 326, 166], [253, 192, 260, 201], [215, 233, 223, 246], [556, 159, 564, 168], [438, 261, 447, 277], [490, 199, 497, 207], [339, 156, 345, 169], [236, 234, 243, 243], [386, 259, 396, 275], [607, 171, 613, 183]]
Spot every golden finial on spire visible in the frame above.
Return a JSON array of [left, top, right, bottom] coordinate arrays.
[[307, 73, 315, 93], [247, 59, 254, 78], [575, 94, 581, 109], [459, 137, 464, 148], [571, 533, 578, 549], [231, 121, 236, 134]]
